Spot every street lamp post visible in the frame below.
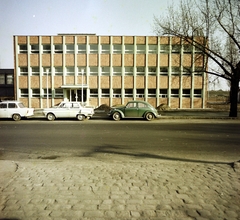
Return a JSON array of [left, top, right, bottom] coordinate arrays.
[[81, 68, 84, 105], [46, 68, 49, 108]]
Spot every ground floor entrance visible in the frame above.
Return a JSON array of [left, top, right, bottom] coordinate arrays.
[[65, 89, 87, 103]]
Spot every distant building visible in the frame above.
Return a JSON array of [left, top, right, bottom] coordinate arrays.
[[13, 34, 208, 108], [0, 69, 14, 101]]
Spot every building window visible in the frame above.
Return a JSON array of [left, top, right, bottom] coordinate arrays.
[[136, 67, 145, 75], [43, 89, 52, 98], [136, 45, 145, 54], [171, 45, 181, 53], [160, 67, 168, 75], [66, 67, 74, 75], [125, 45, 134, 54], [101, 45, 110, 54], [171, 89, 179, 97], [183, 44, 192, 53], [148, 45, 157, 54], [125, 67, 133, 75], [6, 74, 13, 84], [113, 45, 122, 54], [77, 67, 86, 75], [171, 67, 181, 75], [89, 44, 98, 54], [194, 89, 202, 97], [55, 89, 63, 98], [55, 67, 63, 75], [54, 44, 63, 53], [90, 89, 98, 98], [182, 89, 191, 97], [32, 89, 40, 98], [101, 89, 110, 97], [182, 67, 191, 75], [101, 67, 110, 76], [43, 44, 51, 53], [78, 44, 86, 54], [20, 67, 28, 75], [125, 89, 133, 97], [195, 67, 204, 76], [148, 89, 156, 97], [89, 67, 98, 75], [19, 44, 27, 53], [160, 89, 168, 98], [113, 67, 122, 75], [136, 89, 144, 98], [0, 74, 5, 84], [32, 67, 40, 75], [31, 44, 39, 53], [160, 44, 169, 53], [66, 44, 74, 54], [148, 67, 157, 75], [43, 67, 51, 75], [113, 89, 121, 98], [20, 89, 28, 97]]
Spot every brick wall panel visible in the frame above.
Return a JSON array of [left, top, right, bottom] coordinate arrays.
[[42, 76, 52, 88], [42, 54, 51, 66], [159, 76, 168, 88], [112, 54, 122, 66], [18, 54, 28, 66], [194, 76, 203, 88], [77, 54, 87, 66], [65, 76, 74, 85], [89, 36, 98, 44], [31, 76, 40, 88], [112, 36, 122, 44], [160, 54, 169, 66], [89, 54, 98, 66], [30, 36, 39, 44], [18, 36, 27, 44], [89, 76, 98, 88], [101, 76, 110, 88], [170, 98, 180, 108], [148, 54, 157, 66], [182, 98, 191, 108], [77, 36, 87, 44], [30, 54, 39, 66], [41, 36, 51, 44], [54, 76, 63, 88], [124, 54, 134, 66], [124, 76, 133, 88], [53, 36, 63, 44], [65, 54, 75, 66], [160, 36, 169, 44], [136, 76, 144, 88], [148, 76, 156, 88], [183, 54, 192, 67], [171, 54, 180, 66], [136, 36, 146, 44], [31, 98, 40, 108], [124, 36, 134, 44], [136, 54, 145, 66], [19, 76, 28, 88], [65, 36, 75, 44], [148, 37, 158, 44], [100, 36, 110, 44], [112, 76, 122, 88], [193, 98, 202, 108], [54, 54, 63, 66], [100, 54, 110, 66], [171, 76, 180, 88], [182, 76, 192, 88]]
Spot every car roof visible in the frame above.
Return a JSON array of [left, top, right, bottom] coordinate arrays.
[[128, 100, 149, 104]]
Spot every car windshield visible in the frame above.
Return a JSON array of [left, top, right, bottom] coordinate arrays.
[[18, 103, 25, 108]]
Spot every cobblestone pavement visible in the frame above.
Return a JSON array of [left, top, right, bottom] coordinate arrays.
[[0, 155, 240, 220]]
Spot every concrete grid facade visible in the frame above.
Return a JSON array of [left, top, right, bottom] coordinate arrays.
[[14, 34, 207, 108]]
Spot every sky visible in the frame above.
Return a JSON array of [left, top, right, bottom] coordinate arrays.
[[0, 0, 228, 90]]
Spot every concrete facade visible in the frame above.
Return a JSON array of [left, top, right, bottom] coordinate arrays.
[[14, 34, 207, 108]]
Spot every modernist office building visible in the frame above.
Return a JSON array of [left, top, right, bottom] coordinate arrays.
[[14, 34, 207, 108]]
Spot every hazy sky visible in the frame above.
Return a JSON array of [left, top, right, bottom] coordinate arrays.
[[0, 0, 169, 68]]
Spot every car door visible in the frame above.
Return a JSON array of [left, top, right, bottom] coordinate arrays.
[[0, 103, 8, 118], [69, 102, 80, 117], [124, 102, 138, 117], [55, 103, 71, 118]]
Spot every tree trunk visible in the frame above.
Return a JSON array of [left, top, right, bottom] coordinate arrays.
[[229, 71, 239, 117]]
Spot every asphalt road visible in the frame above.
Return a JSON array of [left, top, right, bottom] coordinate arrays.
[[0, 119, 240, 164]]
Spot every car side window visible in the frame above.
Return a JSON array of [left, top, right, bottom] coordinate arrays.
[[138, 103, 146, 108], [65, 103, 71, 108], [8, 103, 17, 108], [126, 103, 137, 108], [0, 103, 7, 108]]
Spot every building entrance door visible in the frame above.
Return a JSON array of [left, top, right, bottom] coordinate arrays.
[[69, 89, 86, 102]]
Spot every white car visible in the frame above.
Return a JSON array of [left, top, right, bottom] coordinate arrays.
[[0, 101, 34, 121], [42, 101, 95, 121]]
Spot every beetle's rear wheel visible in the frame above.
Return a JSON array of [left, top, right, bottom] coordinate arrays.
[[112, 112, 121, 121]]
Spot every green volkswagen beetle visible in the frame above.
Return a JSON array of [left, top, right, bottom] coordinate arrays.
[[108, 100, 161, 121]]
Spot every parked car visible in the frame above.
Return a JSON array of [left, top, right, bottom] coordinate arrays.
[[108, 100, 161, 121], [0, 100, 34, 121], [42, 101, 95, 121]]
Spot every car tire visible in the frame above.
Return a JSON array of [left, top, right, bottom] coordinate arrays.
[[77, 114, 85, 121], [145, 112, 154, 121], [12, 114, 21, 121], [47, 113, 55, 121], [112, 112, 121, 121]]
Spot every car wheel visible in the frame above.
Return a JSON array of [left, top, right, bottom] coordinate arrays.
[[47, 113, 55, 121], [145, 112, 154, 121], [12, 114, 21, 121], [77, 114, 85, 121], [112, 112, 121, 121]]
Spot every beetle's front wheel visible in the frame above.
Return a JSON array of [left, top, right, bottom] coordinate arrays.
[[145, 112, 154, 121]]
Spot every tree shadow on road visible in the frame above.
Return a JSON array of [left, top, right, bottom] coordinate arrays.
[[80, 144, 232, 165]]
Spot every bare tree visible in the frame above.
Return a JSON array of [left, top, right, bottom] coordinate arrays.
[[154, 0, 240, 117]]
